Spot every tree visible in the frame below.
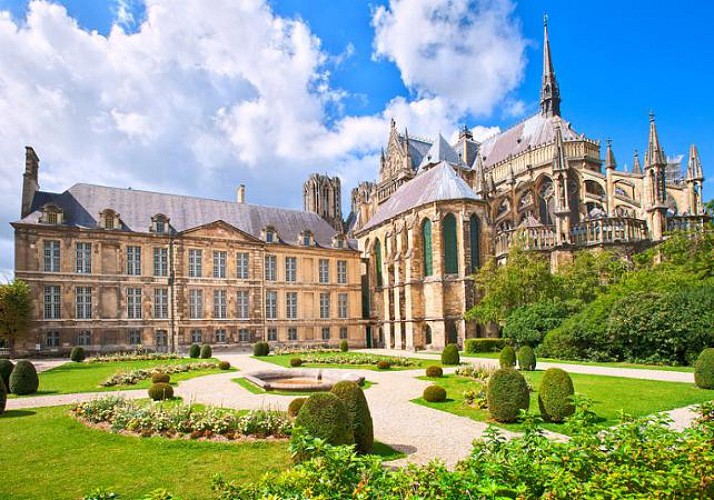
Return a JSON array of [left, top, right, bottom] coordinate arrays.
[[0, 280, 33, 351], [557, 250, 629, 303]]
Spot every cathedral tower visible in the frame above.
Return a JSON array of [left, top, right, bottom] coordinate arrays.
[[303, 173, 344, 232]]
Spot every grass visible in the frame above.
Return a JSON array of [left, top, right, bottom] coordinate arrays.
[[234, 377, 374, 395], [413, 372, 713, 435], [257, 352, 439, 371]]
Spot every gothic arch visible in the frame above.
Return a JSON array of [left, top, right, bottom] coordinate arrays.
[[469, 214, 480, 273], [421, 218, 433, 277], [373, 238, 383, 287], [442, 213, 458, 275]]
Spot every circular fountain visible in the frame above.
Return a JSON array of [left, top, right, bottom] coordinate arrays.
[[244, 369, 364, 392]]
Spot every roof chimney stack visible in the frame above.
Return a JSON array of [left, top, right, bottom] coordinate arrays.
[[236, 184, 246, 203]]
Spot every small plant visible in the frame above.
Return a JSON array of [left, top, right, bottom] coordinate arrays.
[[148, 382, 174, 401], [376, 360, 391, 370], [517, 345, 536, 371], [200, 344, 212, 359], [189, 344, 200, 358], [0, 378, 7, 415], [694, 348, 714, 389], [8, 360, 39, 395], [0, 359, 14, 388], [151, 372, 171, 384], [499, 345, 517, 369], [441, 343, 460, 365], [82, 487, 120, 500], [253, 342, 270, 357], [339, 340, 349, 352], [426, 365, 443, 378], [486, 368, 529, 422], [423, 385, 447, 402], [538, 368, 575, 422], [331, 380, 374, 454], [70, 346, 86, 363], [463, 387, 488, 409], [218, 361, 231, 370], [287, 397, 307, 418], [293, 392, 354, 448], [290, 358, 303, 367]]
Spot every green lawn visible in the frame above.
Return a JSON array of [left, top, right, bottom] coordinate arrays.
[[234, 377, 374, 395], [258, 352, 439, 371], [414, 372, 713, 434]]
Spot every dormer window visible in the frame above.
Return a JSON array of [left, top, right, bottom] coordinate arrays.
[[151, 214, 170, 234], [299, 230, 314, 247], [99, 209, 120, 230], [41, 204, 63, 225], [263, 226, 278, 243], [332, 234, 347, 249]]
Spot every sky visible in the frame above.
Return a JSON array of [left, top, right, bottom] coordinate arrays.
[[0, 0, 712, 277]]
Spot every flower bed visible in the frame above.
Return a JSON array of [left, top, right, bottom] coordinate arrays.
[[99, 362, 221, 387], [71, 397, 291, 440], [88, 352, 181, 364], [296, 352, 418, 367]]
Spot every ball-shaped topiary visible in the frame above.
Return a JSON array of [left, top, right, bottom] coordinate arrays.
[[290, 358, 303, 367], [9, 360, 39, 395], [517, 346, 536, 371], [441, 344, 460, 366], [148, 382, 174, 401], [0, 378, 7, 415], [486, 368, 530, 423], [151, 372, 171, 384], [426, 365, 443, 378], [499, 345, 517, 369], [218, 361, 231, 370], [70, 346, 86, 363], [538, 368, 575, 422], [294, 392, 354, 446], [376, 360, 391, 370], [331, 380, 374, 454], [287, 397, 307, 418], [0, 359, 14, 389], [423, 385, 447, 402], [200, 344, 212, 359], [253, 342, 270, 357], [189, 344, 200, 358], [694, 348, 714, 390], [340, 340, 349, 352]]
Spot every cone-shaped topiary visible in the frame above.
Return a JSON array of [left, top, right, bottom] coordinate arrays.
[[0, 378, 7, 415], [253, 342, 270, 357], [441, 344, 460, 366], [294, 392, 354, 446], [340, 340, 349, 352], [499, 346, 517, 369], [0, 359, 14, 389], [486, 368, 529, 422], [287, 397, 307, 418], [9, 360, 39, 395], [426, 365, 443, 378], [151, 372, 171, 384], [189, 344, 200, 358], [70, 346, 86, 363], [148, 382, 174, 401], [331, 380, 374, 454], [694, 348, 714, 389], [200, 344, 212, 359], [423, 385, 447, 402], [538, 368, 575, 422], [517, 346, 536, 371]]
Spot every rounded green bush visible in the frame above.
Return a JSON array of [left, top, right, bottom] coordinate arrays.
[[340, 340, 349, 352], [290, 358, 303, 367], [694, 348, 714, 390], [70, 346, 86, 363], [151, 372, 171, 384], [423, 385, 447, 402], [189, 344, 200, 358], [0, 359, 14, 389], [517, 346, 537, 371], [253, 342, 270, 357], [294, 392, 354, 446], [441, 344, 460, 366], [538, 368, 575, 422], [499, 346, 517, 369], [426, 365, 443, 378], [376, 360, 391, 370], [486, 368, 530, 423], [218, 361, 231, 370], [0, 378, 7, 415], [331, 381, 374, 454], [200, 344, 212, 359], [148, 382, 174, 401], [287, 397, 307, 418], [9, 360, 39, 395]]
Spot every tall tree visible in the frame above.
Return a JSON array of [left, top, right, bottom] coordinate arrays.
[[0, 280, 33, 351]]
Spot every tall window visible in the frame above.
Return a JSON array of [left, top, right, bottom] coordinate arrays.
[[338, 293, 348, 319], [45, 331, 60, 348], [265, 291, 277, 319], [236, 252, 249, 279], [374, 239, 383, 287], [285, 256, 297, 282], [237, 290, 249, 319], [153, 247, 168, 277], [321, 327, 330, 340], [337, 260, 347, 284], [318, 259, 329, 283], [216, 328, 227, 343], [76, 242, 92, 274], [422, 219, 433, 276], [77, 330, 91, 346], [75, 287, 92, 319], [44, 285, 61, 319], [44, 240, 60, 272], [339, 327, 348, 340], [214, 290, 227, 319], [190, 329, 202, 343], [189, 289, 203, 319], [154, 288, 168, 319], [267, 327, 277, 341], [288, 327, 298, 341], [213, 251, 227, 278], [286, 292, 298, 319], [127, 246, 141, 275], [443, 213, 458, 274], [319, 292, 330, 319], [470, 214, 480, 273], [265, 255, 277, 281], [127, 288, 142, 319], [238, 328, 250, 342], [188, 249, 202, 277], [128, 329, 142, 345]]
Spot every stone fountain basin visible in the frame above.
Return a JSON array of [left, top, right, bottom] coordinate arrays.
[[244, 369, 364, 392]]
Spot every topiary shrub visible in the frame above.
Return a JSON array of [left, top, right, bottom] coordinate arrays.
[[499, 346, 517, 369], [0, 359, 14, 389], [331, 381, 374, 454], [441, 344, 460, 366], [0, 378, 7, 415], [486, 368, 530, 423], [340, 340, 349, 352], [464, 338, 505, 354], [9, 360, 39, 395], [148, 382, 174, 401], [151, 372, 171, 384], [290, 358, 303, 367], [287, 397, 307, 419], [294, 392, 354, 446], [538, 368, 575, 422], [200, 344, 212, 359], [253, 342, 270, 357], [423, 385, 447, 402], [376, 360, 390, 370], [517, 346, 536, 371], [70, 346, 86, 363], [189, 344, 200, 358], [218, 361, 231, 370], [426, 365, 443, 378], [694, 348, 714, 390]]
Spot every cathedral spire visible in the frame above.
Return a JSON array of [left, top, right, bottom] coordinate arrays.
[[605, 139, 617, 170], [632, 149, 642, 174], [645, 112, 666, 167], [540, 15, 561, 117], [688, 144, 703, 180], [552, 123, 567, 171]]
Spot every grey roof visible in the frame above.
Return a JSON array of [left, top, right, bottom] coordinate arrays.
[[18, 183, 348, 248], [418, 133, 461, 169], [360, 162, 480, 232], [403, 135, 432, 169]]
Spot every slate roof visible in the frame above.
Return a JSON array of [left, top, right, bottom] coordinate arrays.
[[401, 135, 432, 169], [360, 162, 480, 232], [17, 183, 349, 248], [418, 133, 462, 169]]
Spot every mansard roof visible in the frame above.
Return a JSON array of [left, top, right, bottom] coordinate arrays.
[[360, 162, 480, 232], [418, 133, 461, 169], [17, 183, 348, 248]]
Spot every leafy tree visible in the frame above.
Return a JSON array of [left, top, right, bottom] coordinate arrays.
[[0, 280, 33, 351], [557, 250, 629, 302], [503, 298, 581, 347]]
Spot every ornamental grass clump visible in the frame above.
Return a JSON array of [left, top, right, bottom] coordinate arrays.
[[148, 382, 174, 401], [426, 365, 443, 378], [294, 392, 353, 448], [330, 381, 374, 454], [0, 359, 14, 388], [423, 385, 447, 403], [70, 346, 86, 363], [694, 348, 714, 389], [9, 360, 39, 395], [486, 368, 529, 423], [499, 345, 517, 369], [538, 368, 575, 422], [189, 344, 200, 358], [200, 344, 212, 359], [517, 346, 537, 371], [441, 343, 460, 365]]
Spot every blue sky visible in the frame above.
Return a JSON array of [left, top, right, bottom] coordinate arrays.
[[0, 0, 712, 276]]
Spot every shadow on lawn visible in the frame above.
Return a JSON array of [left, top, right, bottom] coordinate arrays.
[[1, 409, 36, 419]]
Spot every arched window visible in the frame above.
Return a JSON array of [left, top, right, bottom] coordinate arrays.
[[422, 219, 433, 277], [443, 213, 458, 274], [424, 325, 432, 345], [374, 239, 383, 287], [469, 215, 480, 273]]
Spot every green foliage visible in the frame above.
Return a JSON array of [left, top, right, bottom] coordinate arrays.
[[0, 377, 7, 415], [330, 380, 374, 454], [441, 344, 460, 365], [70, 346, 86, 363], [517, 346, 536, 371], [199, 344, 212, 359], [486, 368, 529, 422], [504, 299, 580, 347], [287, 397, 306, 418], [218, 361, 230, 370], [188, 344, 200, 358], [339, 340, 349, 352], [151, 372, 170, 384], [290, 358, 302, 367], [426, 365, 443, 378], [376, 360, 390, 370], [694, 348, 714, 389], [253, 342, 270, 357], [0, 279, 32, 350], [498, 345, 516, 369], [464, 338, 505, 353], [557, 250, 629, 302], [9, 360, 38, 395], [423, 385, 447, 402], [538, 368, 575, 422], [294, 392, 353, 448], [148, 382, 174, 401], [0, 359, 14, 388], [82, 488, 120, 500]]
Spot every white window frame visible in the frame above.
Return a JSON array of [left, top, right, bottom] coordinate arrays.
[[265, 254, 277, 281], [188, 249, 202, 278], [318, 259, 329, 283], [154, 288, 169, 319], [237, 290, 249, 319], [153, 247, 168, 277], [236, 252, 249, 279], [76, 242, 92, 274], [127, 246, 141, 275], [214, 290, 227, 319], [127, 288, 142, 319], [44, 285, 61, 319], [337, 260, 347, 284], [265, 290, 277, 319], [286, 292, 298, 319], [189, 289, 203, 319], [213, 251, 227, 278], [319, 292, 330, 319], [338, 292, 348, 319], [44, 240, 60, 273], [75, 286, 92, 320], [285, 256, 297, 282]]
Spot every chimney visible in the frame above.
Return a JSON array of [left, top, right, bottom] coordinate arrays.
[[236, 184, 246, 203]]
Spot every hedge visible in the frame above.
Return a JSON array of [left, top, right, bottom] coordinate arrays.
[[464, 338, 505, 354]]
